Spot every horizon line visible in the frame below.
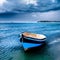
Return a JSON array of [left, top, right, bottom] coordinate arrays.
[[0, 21, 60, 23]]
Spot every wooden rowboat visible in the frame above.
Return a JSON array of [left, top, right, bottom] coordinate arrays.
[[20, 32, 46, 51]]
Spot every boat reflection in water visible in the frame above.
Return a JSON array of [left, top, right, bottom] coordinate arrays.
[[20, 32, 46, 51]]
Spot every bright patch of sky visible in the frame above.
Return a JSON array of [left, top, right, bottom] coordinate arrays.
[[0, 0, 7, 6], [52, 0, 55, 3], [24, 0, 38, 6]]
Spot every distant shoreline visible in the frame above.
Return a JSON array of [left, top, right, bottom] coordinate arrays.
[[37, 21, 60, 22]]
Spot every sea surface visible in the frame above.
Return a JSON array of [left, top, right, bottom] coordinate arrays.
[[0, 22, 60, 60]]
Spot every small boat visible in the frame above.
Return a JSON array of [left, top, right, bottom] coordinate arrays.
[[20, 32, 46, 51]]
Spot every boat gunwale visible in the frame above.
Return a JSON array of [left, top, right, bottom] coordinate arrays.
[[22, 35, 46, 41]]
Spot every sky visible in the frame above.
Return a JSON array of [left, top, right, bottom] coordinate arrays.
[[0, 0, 60, 22], [0, 0, 60, 13]]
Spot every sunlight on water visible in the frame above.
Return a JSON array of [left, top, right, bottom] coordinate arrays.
[[49, 38, 60, 45]]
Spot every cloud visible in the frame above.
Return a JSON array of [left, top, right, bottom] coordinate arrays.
[[0, 0, 7, 6], [0, 0, 60, 13], [24, 0, 38, 6]]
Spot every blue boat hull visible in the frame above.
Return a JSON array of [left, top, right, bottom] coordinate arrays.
[[22, 42, 43, 51], [20, 37, 46, 51]]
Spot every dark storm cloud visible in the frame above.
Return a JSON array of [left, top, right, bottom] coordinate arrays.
[[0, 0, 60, 13]]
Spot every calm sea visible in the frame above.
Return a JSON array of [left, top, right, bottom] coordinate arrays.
[[0, 22, 60, 60]]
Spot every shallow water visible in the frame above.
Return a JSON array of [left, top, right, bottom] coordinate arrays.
[[0, 22, 60, 60]]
